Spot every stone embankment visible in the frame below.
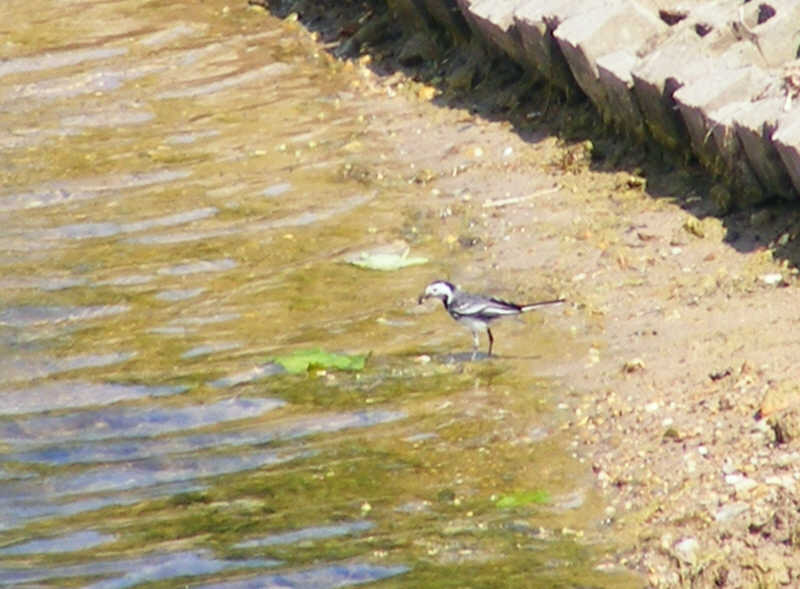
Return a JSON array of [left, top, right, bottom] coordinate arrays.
[[396, 0, 800, 210]]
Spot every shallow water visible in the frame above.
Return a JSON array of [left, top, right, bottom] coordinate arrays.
[[0, 1, 638, 586]]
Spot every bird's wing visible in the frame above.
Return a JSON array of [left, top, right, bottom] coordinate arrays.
[[484, 297, 524, 316], [450, 295, 520, 318]]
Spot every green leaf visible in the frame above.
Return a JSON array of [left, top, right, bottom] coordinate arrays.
[[343, 245, 428, 271], [272, 348, 367, 374], [494, 490, 550, 508]]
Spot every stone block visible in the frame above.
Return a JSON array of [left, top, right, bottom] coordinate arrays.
[[673, 64, 771, 171], [707, 101, 769, 205], [596, 50, 646, 139], [733, 95, 796, 200], [631, 28, 728, 154], [513, 0, 587, 90], [453, 0, 479, 31], [467, 0, 527, 65], [553, 0, 667, 114], [419, 0, 472, 43], [774, 116, 800, 196], [734, 0, 800, 68], [672, 1, 744, 49], [387, 0, 432, 32]]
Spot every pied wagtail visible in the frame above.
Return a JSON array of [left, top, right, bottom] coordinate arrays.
[[418, 280, 564, 357]]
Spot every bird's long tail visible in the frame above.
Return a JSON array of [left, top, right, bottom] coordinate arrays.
[[520, 298, 565, 312]]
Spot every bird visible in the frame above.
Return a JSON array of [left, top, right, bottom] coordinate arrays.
[[417, 280, 564, 357]]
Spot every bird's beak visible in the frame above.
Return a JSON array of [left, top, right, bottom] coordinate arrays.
[[418, 293, 429, 304]]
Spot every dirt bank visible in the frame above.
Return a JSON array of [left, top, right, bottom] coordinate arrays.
[[259, 1, 800, 585]]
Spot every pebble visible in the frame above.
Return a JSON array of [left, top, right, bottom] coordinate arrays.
[[673, 537, 699, 565], [725, 473, 758, 494], [760, 272, 784, 286], [685, 457, 696, 473], [714, 502, 749, 522], [554, 490, 585, 510], [764, 474, 795, 490], [776, 452, 800, 467]]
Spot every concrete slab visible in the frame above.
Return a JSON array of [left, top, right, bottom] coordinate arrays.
[[630, 30, 706, 153], [418, 0, 472, 43], [387, 0, 432, 31], [733, 95, 796, 199], [431, 0, 800, 204], [733, 0, 800, 68], [553, 0, 667, 113], [596, 50, 645, 139], [513, 0, 587, 90], [773, 115, 800, 196], [468, 0, 527, 65], [706, 101, 768, 205], [453, 0, 480, 33], [673, 64, 771, 172]]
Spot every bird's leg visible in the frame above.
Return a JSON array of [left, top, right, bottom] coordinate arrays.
[[487, 327, 494, 357], [471, 330, 480, 360]]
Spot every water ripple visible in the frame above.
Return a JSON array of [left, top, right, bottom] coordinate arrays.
[[4, 63, 167, 105], [209, 364, 285, 388], [0, 549, 273, 589], [164, 129, 220, 144], [0, 449, 300, 500], [234, 521, 374, 548], [181, 342, 240, 358], [0, 530, 113, 555], [157, 258, 237, 276], [2, 408, 405, 465], [0, 47, 127, 79], [154, 287, 206, 301], [97, 274, 155, 286], [0, 304, 129, 327], [0, 169, 191, 212], [24, 206, 218, 241], [137, 22, 207, 47], [157, 62, 292, 99], [0, 351, 135, 385], [193, 563, 410, 589], [0, 482, 206, 532], [262, 182, 292, 197], [0, 381, 187, 416], [119, 206, 218, 232], [254, 193, 373, 229], [61, 107, 154, 128], [0, 275, 88, 291], [1, 397, 285, 450]]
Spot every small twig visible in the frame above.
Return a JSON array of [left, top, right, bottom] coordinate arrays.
[[482, 186, 560, 208]]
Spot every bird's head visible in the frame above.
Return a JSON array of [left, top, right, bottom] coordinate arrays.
[[418, 280, 456, 305]]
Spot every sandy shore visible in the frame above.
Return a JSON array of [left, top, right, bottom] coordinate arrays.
[[261, 1, 800, 585]]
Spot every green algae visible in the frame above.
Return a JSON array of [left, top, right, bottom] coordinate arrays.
[[495, 489, 551, 509], [271, 348, 368, 374]]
